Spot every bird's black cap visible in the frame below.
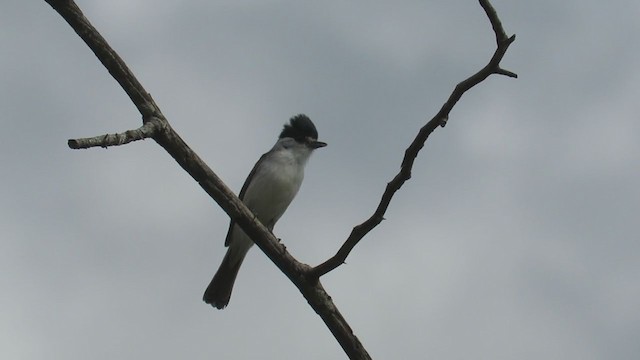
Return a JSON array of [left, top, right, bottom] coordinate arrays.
[[279, 114, 319, 141]]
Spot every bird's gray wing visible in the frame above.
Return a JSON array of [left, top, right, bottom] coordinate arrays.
[[224, 151, 270, 247]]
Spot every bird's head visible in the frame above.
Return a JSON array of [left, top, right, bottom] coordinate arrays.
[[279, 114, 327, 150]]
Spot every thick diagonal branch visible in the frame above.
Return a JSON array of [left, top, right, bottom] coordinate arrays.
[[45, 0, 371, 358], [311, 0, 516, 277], [44, 0, 157, 117]]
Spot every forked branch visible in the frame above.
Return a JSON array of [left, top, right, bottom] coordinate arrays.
[[46, 0, 515, 359], [311, 0, 516, 277], [45, 0, 371, 358]]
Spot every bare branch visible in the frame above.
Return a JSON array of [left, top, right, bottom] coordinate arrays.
[[45, 0, 371, 358], [495, 66, 518, 78], [47, 0, 515, 357], [68, 119, 162, 149], [311, 0, 517, 277], [479, 0, 510, 45], [44, 0, 158, 117]]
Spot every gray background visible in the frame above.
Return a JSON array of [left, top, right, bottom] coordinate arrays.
[[2, 1, 639, 359]]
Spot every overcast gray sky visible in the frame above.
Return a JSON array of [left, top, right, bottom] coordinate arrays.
[[2, 1, 639, 359]]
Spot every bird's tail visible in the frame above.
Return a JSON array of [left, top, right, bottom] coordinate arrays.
[[203, 249, 245, 309]]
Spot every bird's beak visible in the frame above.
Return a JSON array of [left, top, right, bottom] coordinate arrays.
[[310, 140, 327, 149]]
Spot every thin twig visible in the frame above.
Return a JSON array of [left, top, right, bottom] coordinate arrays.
[[310, 0, 516, 278], [479, 0, 509, 45], [68, 118, 162, 149]]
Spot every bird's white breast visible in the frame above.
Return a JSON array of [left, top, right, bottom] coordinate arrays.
[[242, 148, 306, 228]]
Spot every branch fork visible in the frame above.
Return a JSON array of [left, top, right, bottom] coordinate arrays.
[[46, 0, 516, 358]]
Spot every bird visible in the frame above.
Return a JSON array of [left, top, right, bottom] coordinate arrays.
[[203, 114, 327, 309]]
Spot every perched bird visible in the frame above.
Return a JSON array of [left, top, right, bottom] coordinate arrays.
[[203, 114, 327, 309]]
